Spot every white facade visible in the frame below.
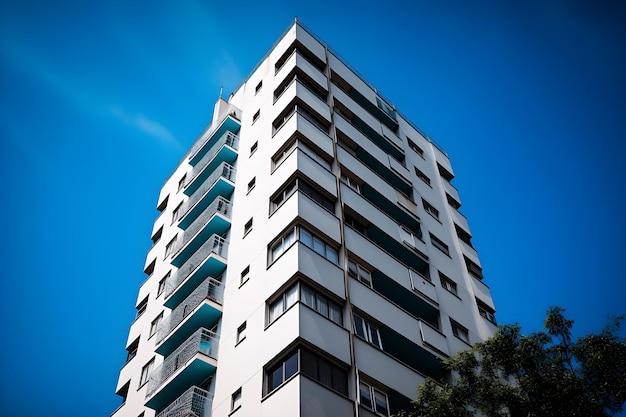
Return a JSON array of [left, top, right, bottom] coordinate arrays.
[[113, 21, 498, 417]]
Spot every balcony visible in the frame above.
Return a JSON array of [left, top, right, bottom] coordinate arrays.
[[171, 197, 231, 267], [156, 386, 213, 417], [185, 131, 239, 196], [166, 234, 228, 308], [178, 162, 236, 230], [188, 114, 240, 166], [146, 328, 219, 411], [157, 276, 223, 356], [418, 320, 448, 357]]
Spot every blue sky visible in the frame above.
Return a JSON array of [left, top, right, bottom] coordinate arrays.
[[1, 1, 625, 416]]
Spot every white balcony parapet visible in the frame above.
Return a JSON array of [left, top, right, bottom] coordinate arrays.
[[166, 235, 228, 299], [155, 386, 213, 417], [188, 131, 238, 185], [173, 196, 231, 254], [157, 276, 224, 344], [146, 328, 219, 398]]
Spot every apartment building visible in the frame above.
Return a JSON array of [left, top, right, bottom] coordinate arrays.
[[113, 20, 498, 417]]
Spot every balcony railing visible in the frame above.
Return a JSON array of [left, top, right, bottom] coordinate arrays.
[[156, 386, 213, 417], [146, 328, 219, 398], [166, 234, 228, 299], [157, 276, 224, 344], [179, 162, 236, 222], [188, 131, 238, 185], [173, 196, 231, 253]]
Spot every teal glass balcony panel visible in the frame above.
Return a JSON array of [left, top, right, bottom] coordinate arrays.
[[188, 115, 240, 166], [157, 277, 223, 356], [379, 326, 446, 382], [145, 328, 218, 411], [172, 197, 231, 266], [185, 131, 239, 196], [155, 386, 213, 417], [178, 163, 235, 230], [166, 235, 228, 307]]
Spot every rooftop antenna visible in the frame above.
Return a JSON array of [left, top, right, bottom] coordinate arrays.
[[219, 86, 223, 99]]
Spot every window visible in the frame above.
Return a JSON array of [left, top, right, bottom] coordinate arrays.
[[247, 177, 256, 193], [269, 225, 338, 265], [400, 225, 420, 248], [408, 139, 424, 158], [430, 233, 450, 256], [244, 218, 253, 236], [157, 195, 169, 212], [164, 235, 177, 258], [231, 388, 242, 412], [376, 96, 396, 120], [353, 313, 382, 349], [135, 296, 148, 319], [172, 202, 183, 225], [252, 110, 260, 124], [268, 282, 342, 325], [446, 193, 461, 210], [151, 227, 163, 246], [477, 298, 496, 324], [345, 214, 367, 235], [340, 171, 362, 193], [464, 256, 483, 279], [149, 312, 163, 338], [157, 272, 170, 297], [144, 259, 156, 276], [415, 167, 431, 186], [360, 381, 390, 416], [178, 174, 187, 192], [272, 140, 297, 169], [437, 163, 454, 182], [265, 347, 348, 396], [270, 178, 334, 214], [250, 141, 258, 156], [451, 319, 470, 343], [422, 199, 439, 220], [255, 80, 262, 95], [348, 258, 372, 287], [455, 224, 473, 247], [139, 358, 155, 387], [439, 272, 458, 296], [125, 337, 139, 363], [236, 322, 247, 344], [240, 265, 250, 285]]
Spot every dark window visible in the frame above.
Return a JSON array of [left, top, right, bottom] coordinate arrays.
[[429, 233, 450, 256], [415, 167, 431, 186]]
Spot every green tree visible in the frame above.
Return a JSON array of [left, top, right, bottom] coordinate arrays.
[[395, 307, 626, 417]]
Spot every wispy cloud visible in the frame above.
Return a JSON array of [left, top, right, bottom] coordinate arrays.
[[111, 107, 179, 146]]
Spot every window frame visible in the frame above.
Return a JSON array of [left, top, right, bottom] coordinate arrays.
[[353, 313, 382, 349], [149, 312, 163, 338], [429, 233, 450, 256], [359, 380, 390, 416], [139, 358, 155, 387], [450, 319, 470, 344], [348, 258, 372, 287]]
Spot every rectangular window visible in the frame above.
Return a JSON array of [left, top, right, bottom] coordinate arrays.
[[340, 171, 362, 193], [430, 233, 450, 256], [135, 296, 148, 319], [464, 256, 483, 279], [422, 199, 439, 220], [271, 178, 334, 214], [400, 225, 418, 248], [149, 312, 163, 338], [272, 139, 297, 169], [164, 235, 177, 258], [247, 177, 256, 194], [455, 224, 473, 247], [269, 225, 338, 265], [240, 265, 250, 285], [408, 139, 424, 158], [151, 226, 163, 246], [360, 381, 390, 416], [415, 167, 431, 186], [250, 141, 258, 156], [231, 388, 242, 411], [437, 163, 454, 182], [236, 322, 247, 344], [255, 80, 262, 95], [178, 174, 186, 192], [439, 272, 458, 296], [252, 110, 260, 124], [244, 218, 253, 237], [451, 319, 470, 343], [125, 337, 139, 363], [348, 258, 372, 287], [345, 214, 367, 235], [139, 358, 155, 387], [172, 202, 183, 225], [157, 272, 170, 296], [446, 193, 461, 210], [269, 282, 342, 326], [265, 347, 348, 396], [353, 313, 382, 349], [477, 298, 496, 324]]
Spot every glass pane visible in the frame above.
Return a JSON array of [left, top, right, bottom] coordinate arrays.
[[359, 268, 371, 285], [299, 228, 313, 248], [269, 300, 284, 322], [348, 260, 357, 278], [270, 366, 283, 391], [329, 303, 342, 325], [316, 296, 329, 317], [370, 326, 382, 348], [359, 382, 373, 409], [284, 351, 299, 379], [332, 367, 348, 395], [326, 246, 338, 264], [354, 315, 365, 339], [271, 242, 283, 261], [301, 285, 315, 308], [284, 228, 296, 248], [313, 237, 325, 256], [318, 360, 332, 387], [300, 349, 318, 379], [285, 285, 298, 309], [374, 389, 389, 415]]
